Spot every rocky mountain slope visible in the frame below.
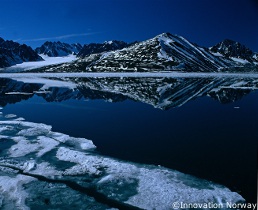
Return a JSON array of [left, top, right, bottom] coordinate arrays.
[[82, 33, 258, 72], [35, 41, 82, 57], [0, 37, 43, 68], [77, 40, 130, 58], [209, 39, 256, 62]]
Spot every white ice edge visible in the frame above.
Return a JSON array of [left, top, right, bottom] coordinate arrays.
[[5, 92, 33, 95], [2, 76, 77, 90], [0, 72, 258, 78], [56, 147, 245, 209]]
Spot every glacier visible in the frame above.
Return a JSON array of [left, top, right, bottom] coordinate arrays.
[[2, 54, 77, 72]]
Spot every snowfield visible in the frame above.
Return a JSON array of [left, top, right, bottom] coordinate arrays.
[[1, 54, 77, 72]]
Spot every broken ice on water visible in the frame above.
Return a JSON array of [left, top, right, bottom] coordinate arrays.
[[0, 110, 244, 210]]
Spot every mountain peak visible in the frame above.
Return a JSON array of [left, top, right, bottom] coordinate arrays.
[[84, 32, 258, 72], [158, 32, 172, 37], [222, 39, 239, 44], [104, 40, 114, 45], [35, 41, 83, 57], [78, 40, 129, 58], [210, 39, 253, 59], [0, 39, 43, 68], [154, 32, 172, 39]]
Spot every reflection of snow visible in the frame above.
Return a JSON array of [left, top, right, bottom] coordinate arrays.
[[12, 77, 77, 90], [0, 111, 244, 209], [5, 92, 33, 95]]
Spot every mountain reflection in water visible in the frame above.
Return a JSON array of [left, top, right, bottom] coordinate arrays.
[[0, 77, 257, 109], [0, 76, 257, 204]]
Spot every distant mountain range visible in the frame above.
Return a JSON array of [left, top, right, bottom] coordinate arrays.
[[0, 33, 257, 71], [77, 40, 133, 57], [35, 41, 83, 57]]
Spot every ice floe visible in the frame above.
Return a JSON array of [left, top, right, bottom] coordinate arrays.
[[4, 114, 17, 119], [0, 113, 245, 209], [0, 175, 36, 210]]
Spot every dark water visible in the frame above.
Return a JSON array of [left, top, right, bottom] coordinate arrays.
[[0, 77, 257, 203]]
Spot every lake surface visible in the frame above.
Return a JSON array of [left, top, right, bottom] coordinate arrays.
[[0, 74, 257, 209]]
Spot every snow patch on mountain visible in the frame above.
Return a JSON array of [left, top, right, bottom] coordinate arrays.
[[211, 52, 224, 57], [230, 57, 250, 64]]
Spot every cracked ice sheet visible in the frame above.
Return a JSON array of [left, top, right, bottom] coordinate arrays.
[[0, 113, 245, 209], [0, 175, 36, 210], [56, 147, 244, 209]]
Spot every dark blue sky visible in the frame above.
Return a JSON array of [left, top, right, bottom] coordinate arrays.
[[0, 0, 257, 51]]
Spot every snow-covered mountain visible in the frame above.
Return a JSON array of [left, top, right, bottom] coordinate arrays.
[[2, 33, 257, 72], [0, 37, 43, 68], [77, 40, 130, 58], [82, 33, 257, 72], [35, 41, 83, 57]]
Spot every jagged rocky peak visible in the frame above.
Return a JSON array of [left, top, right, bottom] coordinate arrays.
[[155, 32, 192, 44], [0, 37, 43, 68], [155, 32, 175, 39], [103, 40, 127, 46], [210, 39, 253, 59], [35, 41, 83, 57], [77, 40, 129, 58], [0, 37, 5, 44], [101, 40, 128, 51]]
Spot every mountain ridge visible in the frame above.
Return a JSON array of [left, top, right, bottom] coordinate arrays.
[[0, 38, 43, 68], [35, 41, 83, 57], [1, 33, 257, 71], [77, 33, 256, 72], [77, 40, 131, 58]]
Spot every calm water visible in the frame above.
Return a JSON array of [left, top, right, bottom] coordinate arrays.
[[0, 76, 257, 203]]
